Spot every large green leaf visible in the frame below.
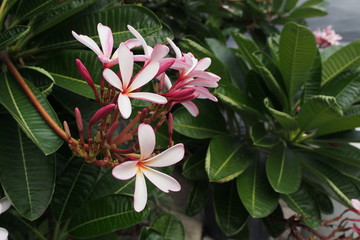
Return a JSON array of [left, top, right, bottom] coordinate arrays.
[[0, 113, 55, 220], [266, 145, 301, 194], [284, 0, 299, 12], [0, 73, 63, 155], [206, 136, 253, 183], [281, 184, 321, 229], [52, 157, 100, 222], [173, 100, 227, 139], [152, 214, 184, 240], [185, 181, 208, 216], [302, 157, 360, 206], [279, 22, 317, 101], [236, 160, 279, 218], [315, 105, 360, 136], [38, 5, 169, 50], [231, 32, 260, 70], [68, 195, 149, 238], [297, 95, 343, 131], [288, 6, 327, 18], [250, 123, 279, 147], [322, 40, 360, 85], [9, 0, 53, 25], [314, 143, 360, 168], [262, 206, 286, 238], [182, 150, 208, 181], [321, 69, 360, 110], [18, 66, 55, 97], [0, 25, 30, 50], [212, 182, 248, 236], [303, 50, 321, 102], [264, 99, 298, 130]]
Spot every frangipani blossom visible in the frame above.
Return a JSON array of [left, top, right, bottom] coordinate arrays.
[[313, 25, 342, 48], [112, 124, 184, 212], [0, 197, 11, 240], [103, 43, 167, 119]]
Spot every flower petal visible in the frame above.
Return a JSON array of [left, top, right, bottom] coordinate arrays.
[[0, 198, 10, 214], [194, 87, 218, 102], [127, 25, 151, 56], [103, 69, 123, 90], [134, 171, 147, 212], [0, 227, 8, 240], [351, 199, 360, 211], [194, 57, 211, 71], [129, 62, 159, 91], [150, 44, 169, 62], [128, 92, 167, 104], [138, 124, 155, 160], [112, 161, 138, 180], [97, 23, 113, 58], [181, 101, 199, 117], [167, 37, 182, 58], [142, 143, 184, 167], [118, 43, 134, 89], [141, 166, 181, 193], [118, 93, 132, 119], [72, 31, 102, 55]]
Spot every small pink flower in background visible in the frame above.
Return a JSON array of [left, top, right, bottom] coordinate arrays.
[[103, 43, 167, 119], [0, 197, 11, 240], [112, 124, 184, 212], [313, 25, 342, 48]]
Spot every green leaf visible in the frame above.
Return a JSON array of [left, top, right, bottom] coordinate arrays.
[[264, 99, 298, 130], [213, 182, 248, 236], [279, 22, 317, 101], [313, 130, 360, 144], [10, 0, 53, 25], [18, 66, 55, 97], [182, 150, 208, 181], [173, 100, 227, 139], [39, 5, 168, 50], [297, 0, 325, 8], [185, 181, 208, 217], [310, 189, 334, 214], [250, 123, 279, 147], [214, 82, 263, 122], [266, 145, 301, 194], [236, 160, 279, 218], [284, 0, 299, 12], [314, 143, 360, 168], [52, 157, 100, 222], [303, 50, 322, 102], [0, 25, 30, 50], [39, 50, 102, 99], [231, 32, 260, 70], [272, 0, 283, 12], [315, 105, 360, 136], [281, 184, 321, 228], [302, 157, 360, 206], [0, 113, 55, 220], [0, 73, 63, 155], [297, 95, 343, 131], [206, 136, 253, 183], [321, 69, 360, 110], [138, 227, 164, 240], [68, 195, 149, 238], [262, 206, 286, 238], [289, 6, 327, 19], [152, 214, 184, 240], [322, 40, 360, 85]]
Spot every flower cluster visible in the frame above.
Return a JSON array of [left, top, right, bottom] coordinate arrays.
[[313, 25, 342, 48], [66, 23, 220, 211]]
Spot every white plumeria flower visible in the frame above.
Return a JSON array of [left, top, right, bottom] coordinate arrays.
[[72, 23, 119, 67], [103, 43, 167, 119], [112, 124, 185, 212], [0, 197, 11, 240], [351, 199, 360, 211]]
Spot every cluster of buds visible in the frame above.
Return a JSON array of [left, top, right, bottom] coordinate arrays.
[[62, 23, 220, 211], [313, 25, 342, 48]]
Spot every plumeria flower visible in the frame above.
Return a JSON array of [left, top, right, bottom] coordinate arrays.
[[0, 197, 11, 240], [351, 199, 360, 212], [112, 123, 184, 212], [313, 25, 342, 48], [103, 43, 167, 119]]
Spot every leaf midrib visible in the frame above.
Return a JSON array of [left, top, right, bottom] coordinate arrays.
[[213, 145, 242, 178]]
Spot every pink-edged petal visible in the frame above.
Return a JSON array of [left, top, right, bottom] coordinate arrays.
[[97, 23, 113, 58], [171, 58, 191, 71], [186, 78, 219, 88], [133, 55, 149, 62], [167, 37, 182, 58], [129, 62, 159, 91], [194, 57, 211, 71], [124, 38, 142, 49], [118, 93, 132, 119], [150, 44, 169, 62], [72, 31, 102, 55], [112, 161, 138, 180], [0, 227, 8, 240], [127, 25, 151, 56], [181, 101, 199, 117], [98, 55, 111, 63], [103, 69, 123, 90], [141, 166, 181, 193], [134, 171, 147, 212], [163, 75, 172, 90], [351, 199, 360, 211], [118, 43, 134, 89], [128, 92, 167, 104], [194, 87, 218, 102], [156, 58, 175, 77], [138, 123, 155, 160], [0, 198, 10, 214], [186, 70, 220, 82], [142, 143, 184, 167]]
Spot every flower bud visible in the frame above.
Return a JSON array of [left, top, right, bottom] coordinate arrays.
[[76, 59, 94, 88]]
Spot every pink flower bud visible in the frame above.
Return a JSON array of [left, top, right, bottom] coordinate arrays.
[[75, 108, 83, 132], [76, 59, 94, 88], [89, 104, 116, 128]]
